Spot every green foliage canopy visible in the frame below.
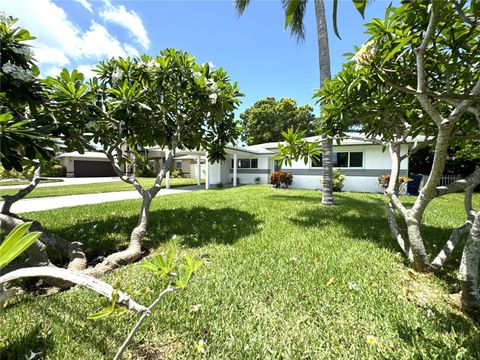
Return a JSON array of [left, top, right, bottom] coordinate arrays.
[[239, 97, 316, 145], [0, 16, 61, 171], [47, 49, 243, 164]]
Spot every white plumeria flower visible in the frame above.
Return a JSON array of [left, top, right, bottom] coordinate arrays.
[[12, 45, 33, 61], [190, 303, 202, 312], [207, 61, 215, 69], [111, 69, 124, 82], [209, 93, 218, 104], [348, 282, 359, 291], [2, 61, 35, 82], [25, 350, 42, 360], [196, 339, 206, 354]]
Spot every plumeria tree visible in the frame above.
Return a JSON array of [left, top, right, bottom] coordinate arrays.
[[47, 50, 242, 276], [315, 1, 480, 316], [0, 16, 60, 201]]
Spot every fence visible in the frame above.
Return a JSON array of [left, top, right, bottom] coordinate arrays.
[[438, 174, 462, 187]]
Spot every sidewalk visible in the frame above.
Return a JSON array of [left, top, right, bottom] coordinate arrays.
[[0, 186, 201, 213], [0, 177, 121, 190]]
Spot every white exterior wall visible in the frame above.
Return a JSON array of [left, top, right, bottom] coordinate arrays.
[[278, 144, 408, 193], [208, 144, 409, 193], [225, 154, 270, 185]]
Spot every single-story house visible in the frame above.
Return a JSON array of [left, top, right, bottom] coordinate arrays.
[[206, 134, 416, 193], [58, 133, 424, 193], [59, 149, 205, 179]]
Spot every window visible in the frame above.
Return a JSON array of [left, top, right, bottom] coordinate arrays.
[[333, 152, 348, 167], [349, 152, 363, 167], [175, 161, 182, 169], [231, 158, 258, 169], [311, 151, 363, 168]]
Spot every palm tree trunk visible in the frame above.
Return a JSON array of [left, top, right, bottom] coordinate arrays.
[[314, 0, 334, 205]]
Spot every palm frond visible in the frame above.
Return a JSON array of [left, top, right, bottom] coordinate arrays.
[[282, 0, 308, 41], [233, 0, 251, 16]]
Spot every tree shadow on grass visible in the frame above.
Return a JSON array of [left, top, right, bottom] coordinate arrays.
[[396, 306, 480, 357], [47, 206, 261, 262], [288, 193, 462, 268], [0, 324, 53, 360]]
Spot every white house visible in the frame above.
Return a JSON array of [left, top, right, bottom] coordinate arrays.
[[205, 133, 421, 193], [58, 133, 423, 193]]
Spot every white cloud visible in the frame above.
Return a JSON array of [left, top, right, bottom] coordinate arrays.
[[77, 64, 97, 78], [100, 0, 150, 49], [2, 0, 141, 72], [43, 66, 63, 77], [74, 0, 93, 13]]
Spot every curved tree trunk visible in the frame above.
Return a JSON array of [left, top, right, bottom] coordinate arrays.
[[314, 0, 334, 206], [1, 160, 41, 214], [458, 211, 480, 318], [83, 194, 152, 278]]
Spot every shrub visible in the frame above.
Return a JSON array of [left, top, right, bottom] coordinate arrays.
[[378, 174, 412, 189], [41, 163, 66, 177], [216, 182, 224, 188], [332, 168, 345, 192], [170, 168, 184, 178], [270, 171, 293, 188]]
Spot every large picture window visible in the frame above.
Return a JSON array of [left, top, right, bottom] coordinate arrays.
[[311, 151, 363, 168], [231, 158, 258, 169]]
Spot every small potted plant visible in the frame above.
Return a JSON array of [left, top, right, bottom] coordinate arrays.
[[254, 177, 261, 184]]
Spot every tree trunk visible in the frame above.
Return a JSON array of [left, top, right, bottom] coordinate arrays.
[[83, 194, 152, 278], [1, 160, 41, 214], [458, 211, 480, 318], [314, 0, 334, 206]]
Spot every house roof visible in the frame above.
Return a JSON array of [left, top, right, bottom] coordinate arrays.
[[57, 151, 108, 159], [250, 132, 428, 150]]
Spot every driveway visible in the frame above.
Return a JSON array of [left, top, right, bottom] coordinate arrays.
[[1, 186, 203, 213], [0, 177, 121, 190]]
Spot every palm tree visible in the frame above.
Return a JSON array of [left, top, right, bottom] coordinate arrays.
[[234, 0, 335, 205]]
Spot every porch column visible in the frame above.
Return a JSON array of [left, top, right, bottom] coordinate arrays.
[[205, 151, 210, 190], [165, 150, 171, 189], [197, 155, 202, 186], [233, 153, 238, 187]]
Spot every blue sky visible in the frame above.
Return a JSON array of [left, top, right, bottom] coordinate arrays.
[[4, 0, 393, 116]]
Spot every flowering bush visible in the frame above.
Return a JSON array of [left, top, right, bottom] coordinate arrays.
[[377, 174, 412, 189], [270, 171, 293, 188]]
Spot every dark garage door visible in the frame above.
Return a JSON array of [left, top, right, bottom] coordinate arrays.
[[74, 160, 116, 177]]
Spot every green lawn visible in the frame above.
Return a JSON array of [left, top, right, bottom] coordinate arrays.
[[0, 178, 64, 186], [1, 187, 479, 359], [0, 177, 202, 199]]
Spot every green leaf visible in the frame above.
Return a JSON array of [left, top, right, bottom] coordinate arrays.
[[352, 0, 367, 18], [284, 0, 301, 29], [382, 35, 413, 63], [0, 113, 13, 123], [332, 0, 342, 39], [87, 306, 115, 320], [0, 222, 42, 269]]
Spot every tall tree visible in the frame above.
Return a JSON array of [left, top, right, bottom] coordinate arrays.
[[240, 97, 316, 144], [47, 50, 242, 277], [234, 0, 367, 205]]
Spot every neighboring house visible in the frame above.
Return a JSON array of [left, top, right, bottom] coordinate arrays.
[[59, 149, 205, 179]]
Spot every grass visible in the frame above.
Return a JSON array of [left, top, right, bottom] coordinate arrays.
[[0, 178, 64, 186], [0, 177, 202, 199], [1, 187, 479, 359]]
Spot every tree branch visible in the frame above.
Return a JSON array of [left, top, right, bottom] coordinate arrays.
[[113, 286, 177, 360], [0, 267, 148, 313], [1, 160, 41, 214]]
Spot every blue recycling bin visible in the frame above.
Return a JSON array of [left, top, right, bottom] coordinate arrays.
[[407, 174, 423, 195]]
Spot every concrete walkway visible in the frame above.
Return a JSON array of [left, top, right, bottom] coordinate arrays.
[[0, 177, 121, 190], [1, 185, 203, 213]]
